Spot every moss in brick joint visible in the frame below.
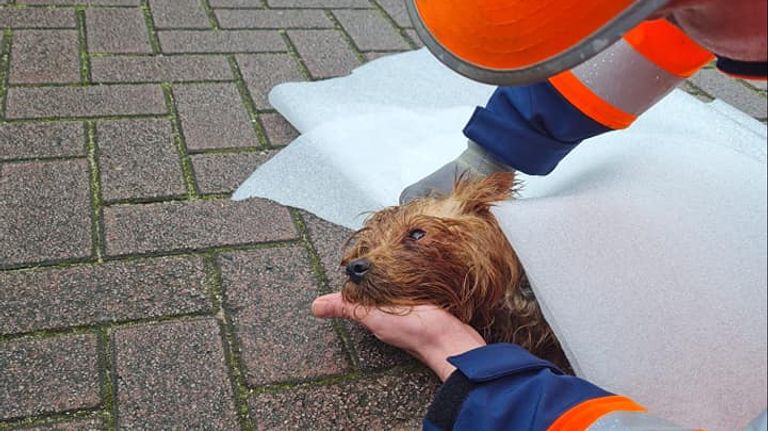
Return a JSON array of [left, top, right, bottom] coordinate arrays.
[[85, 121, 105, 262], [0, 28, 13, 120], [288, 208, 361, 370], [162, 83, 201, 199], [226, 55, 271, 150], [97, 329, 117, 431], [75, 7, 91, 85], [140, 0, 162, 54], [203, 254, 257, 431]]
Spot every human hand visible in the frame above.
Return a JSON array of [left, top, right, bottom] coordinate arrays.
[[312, 292, 486, 381], [399, 140, 515, 204]]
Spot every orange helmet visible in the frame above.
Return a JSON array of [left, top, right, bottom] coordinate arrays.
[[407, 0, 669, 85]]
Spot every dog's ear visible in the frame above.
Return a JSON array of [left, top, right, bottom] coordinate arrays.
[[452, 172, 517, 213]]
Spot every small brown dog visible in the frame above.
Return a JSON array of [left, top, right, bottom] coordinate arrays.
[[341, 172, 569, 369]]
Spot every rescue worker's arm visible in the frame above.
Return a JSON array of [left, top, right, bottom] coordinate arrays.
[[400, 20, 713, 204], [425, 343, 698, 431]]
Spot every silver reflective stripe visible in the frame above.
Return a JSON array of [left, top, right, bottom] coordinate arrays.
[[586, 411, 694, 431], [570, 38, 682, 116]]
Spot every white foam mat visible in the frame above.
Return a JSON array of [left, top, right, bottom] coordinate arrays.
[[233, 49, 767, 430]]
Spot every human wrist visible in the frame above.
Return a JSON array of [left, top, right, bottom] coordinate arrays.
[[456, 140, 514, 176], [417, 326, 486, 382]]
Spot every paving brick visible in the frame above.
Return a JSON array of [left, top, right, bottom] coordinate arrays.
[[743, 78, 767, 91], [0, 160, 91, 268], [689, 69, 768, 119], [0, 335, 100, 420], [190, 150, 276, 194], [0, 256, 210, 335], [364, 51, 397, 62], [210, 0, 262, 6], [267, 0, 371, 7], [405, 28, 423, 48], [377, 0, 412, 27], [86, 8, 151, 54], [235, 53, 304, 110], [259, 112, 299, 146], [5, 84, 166, 119], [287, 30, 360, 79], [249, 370, 439, 430], [113, 319, 239, 430], [219, 246, 350, 385], [301, 211, 411, 369], [173, 82, 256, 150], [0, 123, 84, 161], [216, 9, 333, 29], [334, 9, 410, 51], [21, 418, 104, 431], [20, 0, 139, 4], [158, 30, 285, 53], [0, 8, 75, 28], [91, 54, 232, 83], [103, 198, 296, 256], [150, 0, 211, 29], [97, 118, 186, 201], [9, 30, 80, 84]]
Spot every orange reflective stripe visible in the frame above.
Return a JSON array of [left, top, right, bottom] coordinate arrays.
[[623, 19, 714, 78], [549, 71, 637, 129], [547, 395, 646, 431]]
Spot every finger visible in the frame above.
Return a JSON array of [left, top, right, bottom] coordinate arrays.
[[312, 292, 371, 321]]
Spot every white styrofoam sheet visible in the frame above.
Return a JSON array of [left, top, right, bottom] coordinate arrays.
[[234, 49, 767, 430]]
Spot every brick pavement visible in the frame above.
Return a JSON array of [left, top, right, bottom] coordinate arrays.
[[0, 1, 765, 430]]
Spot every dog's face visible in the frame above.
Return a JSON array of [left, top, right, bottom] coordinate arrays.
[[341, 173, 523, 329]]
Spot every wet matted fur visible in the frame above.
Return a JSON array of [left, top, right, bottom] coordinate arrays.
[[341, 172, 569, 370]]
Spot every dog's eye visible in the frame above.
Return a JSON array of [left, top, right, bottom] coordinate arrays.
[[407, 229, 426, 241]]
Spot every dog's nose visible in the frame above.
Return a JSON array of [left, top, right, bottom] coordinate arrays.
[[346, 259, 370, 284]]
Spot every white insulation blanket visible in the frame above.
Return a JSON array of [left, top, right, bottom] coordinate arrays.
[[234, 49, 767, 431]]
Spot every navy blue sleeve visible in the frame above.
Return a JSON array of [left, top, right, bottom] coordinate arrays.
[[423, 344, 613, 431], [463, 83, 612, 176]]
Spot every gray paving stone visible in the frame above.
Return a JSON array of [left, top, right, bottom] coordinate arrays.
[[301, 211, 411, 369], [0, 8, 75, 28], [743, 79, 767, 91], [0, 123, 84, 161], [216, 9, 333, 29], [5, 84, 166, 119], [249, 370, 439, 430], [20, 0, 139, 4], [9, 30, 80, 84], [287, 30, 360, 79], [158, 30, 285, 53], [405, 28, 423, 48], [113, 319, 239, 430], [689, 69, 768, 119], [0, 256, 210, 335], [150, 0, 211, 29], [377, 0, 411, 27], [91, 54, 232, 83], [190, 150, 276, 194], [97, 118, 186, 201], [219, 246, 350, 386], [86, 8, 151, 54], [235, 53, 304, 110], [21, 418, 104, 431], [334, 9, 410, 51], [0, 335, 100, 420], [103, 198, 296, 256], [259, 112, 299, 146], [173, 82, 256, 150], [210, 0, 262, 6], [267, 0, 371, 7], [364, 51, 397, 62], [0, 160, 91, 268]]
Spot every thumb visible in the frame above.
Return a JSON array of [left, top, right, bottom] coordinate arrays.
[[311, 292, 349, 319]]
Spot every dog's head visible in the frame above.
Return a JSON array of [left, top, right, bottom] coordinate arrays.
[[341, 172, 523, 330]]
